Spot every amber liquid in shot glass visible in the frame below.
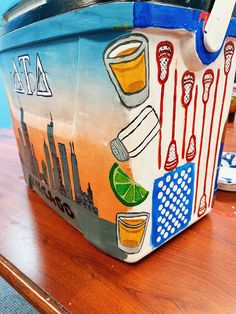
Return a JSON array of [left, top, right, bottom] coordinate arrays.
[[110, 45, 146, 95], [117, 215, 148, 250], [104, 34, 149, 108]]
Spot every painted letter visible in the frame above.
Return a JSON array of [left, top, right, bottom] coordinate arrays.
[[36, 54, 52, 97], [18, 55, 33, 95], [12, 59, 25, 94]]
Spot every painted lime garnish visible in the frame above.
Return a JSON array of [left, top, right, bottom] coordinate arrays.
[[109, 163, 149, 206]]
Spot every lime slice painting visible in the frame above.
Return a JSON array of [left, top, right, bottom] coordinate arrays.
[[109, 163, 149, 207]]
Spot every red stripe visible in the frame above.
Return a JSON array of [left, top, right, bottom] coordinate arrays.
[[208, 74, 228, 206], [203, 69, 220, 193], [182, 108, 188, 159], [192, 85, 198, 134], [172, 69, 178, 141], [194, 99, 207, 214], [158, 84, 165, 169]]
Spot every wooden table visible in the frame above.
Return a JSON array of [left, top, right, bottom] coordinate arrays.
[[0, 123, 236, 314], [229, 98, 236, 122]]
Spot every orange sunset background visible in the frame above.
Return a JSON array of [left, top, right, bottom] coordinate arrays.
[[12, 112, 133, 224]]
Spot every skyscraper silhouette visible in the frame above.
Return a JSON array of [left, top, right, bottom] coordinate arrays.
[[32, 144, 40, 177], [41, 160, 49, 185], [20, 107, 34, 173], [44, 140, 55, 189], [59, 142, 73, 199], [70, 142, 82, 203], [47, 115, 66, 195], [87, 183, 93, 204], [17, 127, 26, 165]]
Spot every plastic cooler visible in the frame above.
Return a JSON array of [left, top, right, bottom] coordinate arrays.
[[0, 0, 235, 263]]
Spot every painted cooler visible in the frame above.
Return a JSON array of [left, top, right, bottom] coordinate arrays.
[[0, 0, 236, 263]]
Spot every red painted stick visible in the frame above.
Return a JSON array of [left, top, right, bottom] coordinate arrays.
[[186, 85, 198, 162], [181, 71, 195, 160], [208, 75, 228, 207], [158, 84, 165, 170], [208, 41, 235, 207], [156, 41, 174, 170], [198, 69, 220, 218], [182, 108, 188, 159], [194, 69, 214, 214], [164, 69, 179, 172]]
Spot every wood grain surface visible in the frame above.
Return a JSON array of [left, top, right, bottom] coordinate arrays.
[[0, 123, 235, 314]]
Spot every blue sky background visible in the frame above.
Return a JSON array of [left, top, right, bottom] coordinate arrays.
[[0, 29, 129, 131], [0, 0, 15, 127], [0, 72, 11, 127]]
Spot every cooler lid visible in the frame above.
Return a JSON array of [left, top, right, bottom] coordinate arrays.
[[0, 0, 235, 32], [0, 0, 47, 25], [0, 0, 23, 23], [0, 0, 224, 24], [0, 0, 21, 18]]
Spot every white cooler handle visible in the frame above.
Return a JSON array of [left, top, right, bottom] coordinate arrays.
[[3, 0, 46, 23], [204, 0, 236, 52]]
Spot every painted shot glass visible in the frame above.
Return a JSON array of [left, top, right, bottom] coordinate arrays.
[[104, 34, 149, 108], [116, 212, 149, 254]]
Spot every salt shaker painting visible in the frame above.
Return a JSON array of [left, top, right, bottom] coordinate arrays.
[[0, 0, 236, 262]]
